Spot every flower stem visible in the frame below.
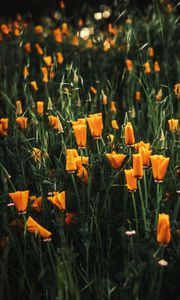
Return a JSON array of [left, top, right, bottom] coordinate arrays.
[[131, 192, 139, 235], [138, 180, 148, 237]]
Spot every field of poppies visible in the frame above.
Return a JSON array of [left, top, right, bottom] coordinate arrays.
[[0, 1, 180, 299]]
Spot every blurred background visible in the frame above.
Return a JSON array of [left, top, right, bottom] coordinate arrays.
[[0, 0, 151, 17]]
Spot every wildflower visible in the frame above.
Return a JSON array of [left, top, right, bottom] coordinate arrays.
[[156, 88, 163, 102], [72, 36, 79, 46], [157, 214, 171, 245], [77, 165, 88, 184], [111, 120, 119, 130], [1, 24, 10, 35], [108, 23, 117, 35], [133, 153, 143, 178], [144, 62, 151, 74], [23, 66, 29, 78], [72, 124, 87, 149], [32, 147, 42, 163], [16, 100, 23, 115], [9, 190, 29, 214], [90, 86, 97, 95], [29, 195, 43, 212], [41, 67, 49, 83], [36, 101, 44, 115], [16, 117, 28, 129], [134, 141, 151, 152], [110, 101, 117, 113], [102, 94, 108, 105], [148, 47, 154, 58], [27, 216, 52, 240], [139, 147, 152, 167], [0, 118, 8, 136], [135, 91, 141, 103], [56, 52, 64, 64], [87, 113, 103, 139], [86, 39, 93, 48], [48, 115, 59, 130], [124, 169, 137, 192], [66, 149, 78, 173], [43, 56, 52, 68], [47, 191, 65, 210], [150, 155, 170, 182], [126, 59, 133, 72], [125, 230, 136, 236], [53, 28, 62, 43], [65, 213, 78, 225], [34, 25, 43, 34], [124, 122, 135, 146], [154, 61, 160, 73], [24, 42, 31, 53], [30, 81, 38, 91], [174, 83, 180, 99], [35, 43, 44, 55], [106, 151, 126, 170], [168, 118, 179, 132], [61, 22, 69, 35]]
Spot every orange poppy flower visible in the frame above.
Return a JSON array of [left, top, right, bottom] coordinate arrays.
[[86, 39, 93, 48], [144, 62, 151, 74], [23, 66, 29, 78], [53, 28, 62, 43], [156, 88, 163, 102], [148, 47, 154, 58], [133, 153, 143, 178], [41, 67, 49, 83], [139, 147, 152, 167], [87, 113, 103, 139], [27, 216, 52, 240], [126, 59, 133, 72], [106, 151, 126, 170], [34, 25, 43, 34], [168, 118, 179, 132], [43, 56, 52, 67], [124, 169, 137, 192], [61, 22, 69, 35], [72, 119, 86, 126], [150, 155, 170, 182], [16, 117, 28, 129], [36, 101, 44, 115], [108, 23, 117, 35], [110, 101, 117, 113], [30, 81, 38, 91], [72, 36, 79, 46], [56, 52, 64, 64], [111, 120, 119, 130], [59, 0, 65, 9], [124, 122, 135, 146], [1, 24, 10, 35], [66, 149, 78, 173], [0, 118, 8, 136], [135, 91, 141, 103], [47, 191, 66, 210], [35, 43, 44, 55], [154, 61, 160, 73], [72, 124, 87, 148], [24, 42, 31, 53], [77, 165, 88, 184], [48, 115, 59, 130], [102, 94, 108, 105], [134, 141, 151, 152], [9, 190, 29, 213], [29, 195, 43, 213], [157, 214, 171, 245], [90, 86, 97, 95]]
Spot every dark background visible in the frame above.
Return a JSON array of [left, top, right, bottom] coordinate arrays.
[[0, 0, 152, 17]]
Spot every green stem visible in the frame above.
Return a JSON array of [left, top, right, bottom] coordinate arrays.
[[131, 192, 139, 235], [173, 194, 180, 220], [155, 183, 162, 228], [138, 180, 148, 236], [71, 173, 81, 212], [143, 168, 148, 210]]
